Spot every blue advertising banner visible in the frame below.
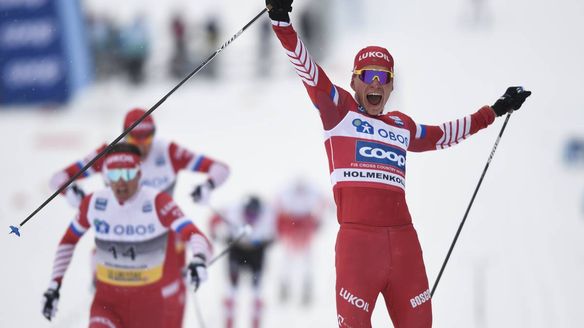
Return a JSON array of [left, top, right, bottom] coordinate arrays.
[[0, 0, 91, 105]]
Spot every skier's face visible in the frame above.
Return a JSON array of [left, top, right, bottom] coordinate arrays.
[[109, 170, 141, 203], [127, 134, 153, 160], [350, 65, 394, 116]]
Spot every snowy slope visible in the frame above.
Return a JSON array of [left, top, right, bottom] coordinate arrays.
[[1, 0, 584, 327]]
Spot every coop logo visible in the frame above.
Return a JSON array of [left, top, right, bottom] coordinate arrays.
[[356, 141, 406, 170], [339, 287, 370, 313], [352, 118, 374, 134], [410, 289, 431, 308], [95, 198, 108, 211], [93, 219, 110, 234]]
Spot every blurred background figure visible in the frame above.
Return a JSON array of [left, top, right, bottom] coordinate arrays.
[[202, 15, 220, 78], [169, 12, 190, 79], [256, 19, 273, 78], [275, 177, 327, 306], [564, 137, 584, 167], [86, 13, 119, 80], [461, 0, 493, 27], [118, 15, 150, 84], [210, 195, 276, 328], [297, 4, 328, 62], [563, 137, 584, 217]]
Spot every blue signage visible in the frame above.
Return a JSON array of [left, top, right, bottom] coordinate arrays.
[[0, 0, 91, 105]]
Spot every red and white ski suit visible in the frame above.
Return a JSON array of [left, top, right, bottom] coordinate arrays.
[[48, 186, 212, 328], [50, 138, 229, 197], [272, 21, 495, 328], [50, 139, 229, 327]]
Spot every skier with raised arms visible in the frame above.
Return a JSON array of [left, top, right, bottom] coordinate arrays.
[[265, 0, 531, 326]]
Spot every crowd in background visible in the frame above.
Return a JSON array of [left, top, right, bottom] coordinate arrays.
[[83, 7, 328, 85]]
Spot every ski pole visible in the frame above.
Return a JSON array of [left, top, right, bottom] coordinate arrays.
[[431, 113, 512, 297], [192, 292, 207, 328], [209, 224, 252, 266], [185, 224, 251, 328], [10, 7, 270, 237]]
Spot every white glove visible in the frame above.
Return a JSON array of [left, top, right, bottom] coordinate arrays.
[[187, 254, 208, 292]]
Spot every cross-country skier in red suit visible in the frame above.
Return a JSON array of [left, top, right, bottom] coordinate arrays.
[[41, 143, 213, 328], [265, 1, 531, 327], [275, 177, 327, 305], [48, 108, 230, 327]]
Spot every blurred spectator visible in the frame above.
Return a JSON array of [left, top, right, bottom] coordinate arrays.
[[118, 15, 150, 84], [86, 14, 119, 79], [202, 16, 220, 78], [210, 195, 276, 328], [298, 2, 329, 61], [169, 13, 190, 79], [257, 19, 273, 78], [564, 137, 584, 166], [275, 178, 327, 306], [462, 0, 493, 27]]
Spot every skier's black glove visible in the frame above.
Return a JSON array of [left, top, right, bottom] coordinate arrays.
[[187, 254, 208, 292], [491, 86, 532, 117], [266, 0, 293, 23], [42, 281, 60, 321], [190, 179, 215, 205]]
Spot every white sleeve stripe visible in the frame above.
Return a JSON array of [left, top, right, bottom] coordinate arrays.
[[55, 250, 74, 259], [436, 124, 445, 149], [51, 263, 71, 276], [285, 37, 318, 86], [271, 20, 290, 27], [450, 120, 459, 146], [53, 257, 72, 267], [57, 245, 75, 251], [464, 116, 471, 137], [298, 41, 307, 64], [309, 59, 317, 78], [188, 234, 211, 261], [415, 123, 422, 139], [436, 115, 474, 150], [443, 123, 450, 148], [456, 119, 465, 141]]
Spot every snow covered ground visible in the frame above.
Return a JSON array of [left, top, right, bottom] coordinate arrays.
[[1, 0, 584, 327]]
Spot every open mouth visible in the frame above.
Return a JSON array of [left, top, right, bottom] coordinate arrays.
[[115, 187, 129, 197], [366, 92, 383, 106]]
